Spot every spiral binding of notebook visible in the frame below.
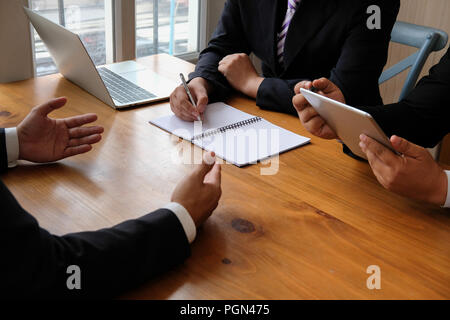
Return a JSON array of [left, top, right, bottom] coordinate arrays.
[[191, 116, 263, 141], [149, 102, 310, 167]]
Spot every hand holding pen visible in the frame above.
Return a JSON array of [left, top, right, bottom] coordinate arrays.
[[180, 73, 202, 121], [170, 76, 211, 122]]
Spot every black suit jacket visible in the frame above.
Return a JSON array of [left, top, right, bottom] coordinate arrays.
[[190, 0, 400, 115], [0, 130, 190, 299], [360, 48, 450, 148]]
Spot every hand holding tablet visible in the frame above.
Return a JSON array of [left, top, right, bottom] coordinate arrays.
[[293, 78, 344, 140], [297, 86, 396, 160]]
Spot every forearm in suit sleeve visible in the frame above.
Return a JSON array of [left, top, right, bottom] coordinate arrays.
[[256, 78, 307, 116], [188, 0, 250, 102], [0, 181, 191, 299], [358, 49, 450, 148]]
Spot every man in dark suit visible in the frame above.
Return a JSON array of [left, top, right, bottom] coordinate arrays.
[[170, 0, 400, 121], [292, 48, 450, 207], [1, 97, 222, 298]]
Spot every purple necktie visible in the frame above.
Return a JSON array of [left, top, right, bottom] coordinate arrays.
[[277, 0, 301, 64]]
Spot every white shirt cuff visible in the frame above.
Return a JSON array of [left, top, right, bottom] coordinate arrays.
[[443, 170, 450, 209], [163, 202, 196, 244], [5, 127, 19, 168]]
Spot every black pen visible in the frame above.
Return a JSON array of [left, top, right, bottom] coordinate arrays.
[[179, 73, 201, 121]]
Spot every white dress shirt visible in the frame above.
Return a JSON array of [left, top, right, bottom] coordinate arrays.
[[3, 127, 197, 243], [5, 128, 19, 168], [444, 170, 450, 208]]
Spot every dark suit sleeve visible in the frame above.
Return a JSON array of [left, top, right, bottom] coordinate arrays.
[[329, 0, 399, 107], [257, 0, 399, 115], [256, 78, 307, 115], [188, 0, 250, 101], [0, 180, 191, 299], [358, 49, 450, 148], [0, 128, 8, 173]]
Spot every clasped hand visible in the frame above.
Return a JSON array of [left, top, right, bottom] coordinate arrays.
[[218, 53, 264, 99]]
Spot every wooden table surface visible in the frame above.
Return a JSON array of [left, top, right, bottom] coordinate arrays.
[[0, 54, 449, 299]]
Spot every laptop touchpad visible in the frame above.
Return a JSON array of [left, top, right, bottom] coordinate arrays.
[[121, 70, 177, 97], [106, 61, 147, 74]]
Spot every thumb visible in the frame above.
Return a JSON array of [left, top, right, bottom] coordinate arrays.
[[193, 151, 216, 181], [204, 163, 221, 187], [390, 135, 424, 159], [312, 78, 337, 94], [294, 81, 312, 94], [34, 97, 67, 116], [194, 90, 209, 114]]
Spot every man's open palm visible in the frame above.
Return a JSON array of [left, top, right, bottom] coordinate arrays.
[[17, 97, 104, 163]]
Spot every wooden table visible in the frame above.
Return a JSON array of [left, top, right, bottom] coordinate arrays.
[[0, 54, 449, 299]]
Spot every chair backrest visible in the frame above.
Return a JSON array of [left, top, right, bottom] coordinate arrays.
[[379, 21, 448, 101]]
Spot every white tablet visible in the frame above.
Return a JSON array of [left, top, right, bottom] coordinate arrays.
[[300, 88, 395, 160]]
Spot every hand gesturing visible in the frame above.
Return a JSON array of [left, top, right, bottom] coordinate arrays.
[[17, 97, 104, 163]]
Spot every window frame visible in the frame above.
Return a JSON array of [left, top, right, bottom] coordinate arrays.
[[28, 0, 208, 76], [132, 0, 207, 62]]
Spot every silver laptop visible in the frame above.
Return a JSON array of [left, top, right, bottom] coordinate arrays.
[[24, 7, 178, 109]]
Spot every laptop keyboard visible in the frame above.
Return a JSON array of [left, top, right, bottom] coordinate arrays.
[[97, 67, 157, 105]]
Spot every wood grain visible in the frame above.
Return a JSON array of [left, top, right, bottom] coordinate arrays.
[[0, 54, 449, 300]]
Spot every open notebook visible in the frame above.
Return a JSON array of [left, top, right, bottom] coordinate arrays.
[[149, 102, 310, 167]]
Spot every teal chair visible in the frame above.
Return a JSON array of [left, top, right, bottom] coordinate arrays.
[[379, 21, 448, 101]]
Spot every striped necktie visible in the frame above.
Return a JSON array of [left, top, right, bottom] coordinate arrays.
[[277, 0, 301, 64]]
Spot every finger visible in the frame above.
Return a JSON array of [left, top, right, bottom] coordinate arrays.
[[33, 97, 67, 116], [365, 152, 391, 188], [298, 106, 320, 124], [62, 144, 93, 158], [312, 78, 337, 94], [219, 54, 234, 64], [180, 110, 197, 121], [203, 151, 216, 165], [294, 81, 312, 94], [180, 101, 199, 120], [390, 135, 424, 159], [175, 88, 198, 115], [218, 58, 228, 66], [69, 125, 104, 138], [174, 101, 198, 121], [173, 91, 198, 120], [192, 88, 209, 114], [292, 93, 310, 112], [193, 152, 217, 180], [68, 134, 102, 147], [170, 91, 196, 121], [171, 104, 196, 121], [218, 63, 227, 75], [64, 113, 98, 129], [360, 141, 392, 187], [204, 163, 221, 187], [359, 134, 398, 167], [303, 116, 327, 136]]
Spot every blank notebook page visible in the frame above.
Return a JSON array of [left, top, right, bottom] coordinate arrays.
[[149, 102, 310, 167]]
